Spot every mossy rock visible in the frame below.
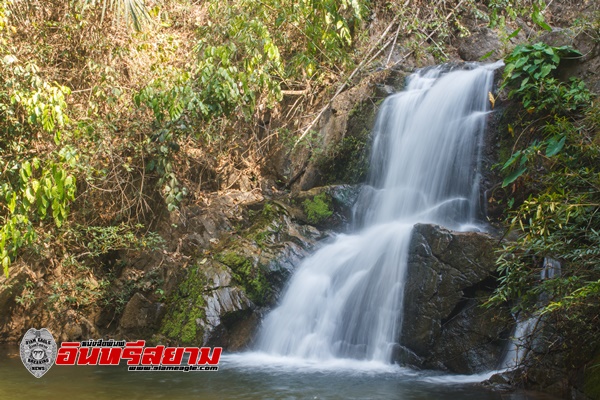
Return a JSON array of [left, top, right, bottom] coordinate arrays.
[[160, 264, 207, 345], [302, 192, 333, 224], [317, 131, 371, 185], [215, 251, 269, 306]]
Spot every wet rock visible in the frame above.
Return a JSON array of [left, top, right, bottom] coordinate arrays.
[[400, 224, 514, 374], [201, 286, 254, 343], [204, 264, 233, 289], [204, 287, 253, 328], [199, 197, 337, 348], [391, 344, 424, 368], [329, 184, 363, 210], [293, 184, 362, 229], [486, 371, 512, 385]]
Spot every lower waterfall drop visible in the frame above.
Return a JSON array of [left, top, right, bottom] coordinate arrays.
[[256, 62, 502, 363]]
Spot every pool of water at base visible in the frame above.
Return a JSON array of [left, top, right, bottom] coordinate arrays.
[[0, 346, 559, 400]]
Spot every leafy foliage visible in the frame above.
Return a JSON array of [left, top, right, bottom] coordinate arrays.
[[200, 0, 365, 86], [0, 32, 77, 275], [487, 0, 550, 29], [499, 43, 590, 187], [129, 0, 367, 210], [502, 42, 586, 113], [489, 38, 600, 374]]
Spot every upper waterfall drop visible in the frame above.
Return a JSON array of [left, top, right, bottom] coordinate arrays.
[[256, 62, 502, 363]]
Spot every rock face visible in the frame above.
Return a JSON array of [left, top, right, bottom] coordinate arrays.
[[118, 293, 164, 333], [455, 27, 502, 61], [275, 69, 407, 192], [399, 224, 514, 373], [156, 185, 359, 349]]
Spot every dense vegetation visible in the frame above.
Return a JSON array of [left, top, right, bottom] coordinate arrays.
[[0, 0, 598, 395], [489, 37, 600, 391], [0, 0, 526, 295]]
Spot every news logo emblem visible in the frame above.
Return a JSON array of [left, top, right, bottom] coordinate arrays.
[[20, 328, 57, 378], [19, 328, 221, 377]]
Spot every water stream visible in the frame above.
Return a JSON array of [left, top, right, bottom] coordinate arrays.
[[0, 345, 557, 399], [256, 62, 502, 364], [501, 257, 562, 369]]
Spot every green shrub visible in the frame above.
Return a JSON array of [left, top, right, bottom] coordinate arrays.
[[499, 42, 591, 187]]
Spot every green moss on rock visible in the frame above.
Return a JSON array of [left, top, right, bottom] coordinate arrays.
[[318, 132, 371, 184], [247, 202, 285, 248], [302, 192, 333, 224], [216, 251, 269, 306], [160, 265, 206, 345]]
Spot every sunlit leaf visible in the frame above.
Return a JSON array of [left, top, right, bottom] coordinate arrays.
[[488, 92, 496, 109]]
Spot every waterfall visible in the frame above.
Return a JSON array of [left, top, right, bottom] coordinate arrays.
[[500, 316, 538, 370], [501, 257, 562, 369], [256, 62, 502, 363]]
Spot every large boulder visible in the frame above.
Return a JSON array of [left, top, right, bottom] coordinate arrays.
[[399, 224, 514, 373]]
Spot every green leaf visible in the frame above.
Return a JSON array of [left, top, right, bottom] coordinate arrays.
[[546, 135, 566, 157], [557, 46, 583, 57], [514, 56, 529, 69], [539, 63, 554, 78], [24, 187, 36, 204], [31, 179, 40, 194], [552, 53, 560, 64], [502, 151, 522, 171], [508, 28, 521, 39], [7, 192, 16, 213], [532, 5, 552, 31], [22, 161, 32, 178], [2, 256, 10, 278], [502, 166, 527, 187]]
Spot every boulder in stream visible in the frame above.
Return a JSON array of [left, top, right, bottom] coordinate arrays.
[[400, 223, 514, 374]]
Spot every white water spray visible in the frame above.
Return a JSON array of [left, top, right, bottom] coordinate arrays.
[[256, 62, 502, 363]]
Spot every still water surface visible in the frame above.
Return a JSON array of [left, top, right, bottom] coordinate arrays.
[[0, 346, 558, 400]]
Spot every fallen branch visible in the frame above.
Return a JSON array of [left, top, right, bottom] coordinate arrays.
[[281, 89, 309, 96], [386, 20, 403, 66]]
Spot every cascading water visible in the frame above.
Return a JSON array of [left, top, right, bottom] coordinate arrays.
[[501, 257, 562, 369], [256, 62, 502, 364]]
